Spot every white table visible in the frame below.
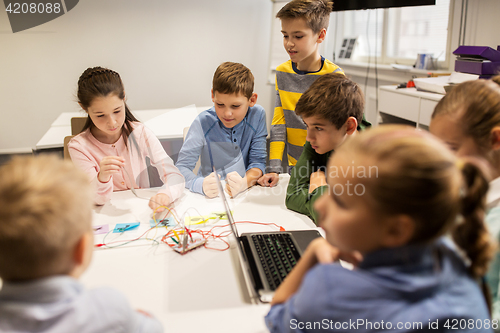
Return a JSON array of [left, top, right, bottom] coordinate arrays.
[[378, 86, 444, 128], [35, 105, 210, 150], [81, 175, 318, 333]]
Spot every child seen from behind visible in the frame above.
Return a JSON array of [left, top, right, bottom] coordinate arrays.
[[430, 76, 500, 323], [267, 125, 494, 332], [0, 155, 163, 333]]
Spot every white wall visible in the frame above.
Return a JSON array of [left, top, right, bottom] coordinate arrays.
[[0, 0, 274, 153], [2, 0, 498, 153], [463, 0, 500, 48]]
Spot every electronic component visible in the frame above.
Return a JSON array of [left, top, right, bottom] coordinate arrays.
[[185, 211, 230, 225], [172, 239, 207, 255], [149, 217, 174, 228], [113, 222, 140, 233]]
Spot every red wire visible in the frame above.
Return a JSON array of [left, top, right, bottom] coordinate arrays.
[[98, 220, 284, 251]]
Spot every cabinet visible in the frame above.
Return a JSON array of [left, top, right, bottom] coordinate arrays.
[[377, 85, 444, 128]]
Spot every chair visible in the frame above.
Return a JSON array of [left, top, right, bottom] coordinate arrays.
[[183, 127, 201, 175], [63, 117, 87, 160], [71, 117, 87, 135], [63, 135, 74, 160]]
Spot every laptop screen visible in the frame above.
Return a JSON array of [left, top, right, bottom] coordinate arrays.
[[213, 167, 244, 247]]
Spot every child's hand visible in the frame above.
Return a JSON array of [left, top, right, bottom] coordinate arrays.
[[225, 171, 247, 198], [149, 193, 172, 212], [202, 172, 219, 198], [308, 238, 362, 266], [97, 156, 125, 183], [257, 173, 279, 187], [308, 238, 340, 264], [271, 237, 361, 306], [308, 170, 327, 194]]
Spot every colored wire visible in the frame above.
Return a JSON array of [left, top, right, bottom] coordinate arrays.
[[95, 201, 285, 252], [97, 224, 161, 248]]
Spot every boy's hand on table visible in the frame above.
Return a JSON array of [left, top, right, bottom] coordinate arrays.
[[149, 193, 172, 213], [225, 171, 247, 198], [309, 170, 327, 194], [257, 173, 279, 187], [203, 172, 219, 198]]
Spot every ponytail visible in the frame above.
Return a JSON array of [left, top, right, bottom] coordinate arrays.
[[334, 126, 496, 312], [492, 75, 500, 86], [452, 161, 493, 278], [452, 160, 496, 312]]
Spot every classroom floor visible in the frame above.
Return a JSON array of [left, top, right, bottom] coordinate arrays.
[[379, 113, 429, 131]]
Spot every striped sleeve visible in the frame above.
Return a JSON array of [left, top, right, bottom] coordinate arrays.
[[268, 84, 286, 174]]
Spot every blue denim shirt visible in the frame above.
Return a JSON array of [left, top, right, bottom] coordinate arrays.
[[0, 276, 163, 333], [266, 238, 492, 333], [176, 105, 267, 195]]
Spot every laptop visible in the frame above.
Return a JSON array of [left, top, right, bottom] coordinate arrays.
[[214, 168, 322, 303]]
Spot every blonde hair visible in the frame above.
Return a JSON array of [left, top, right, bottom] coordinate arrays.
[[335, 125, 494, 279], [212, 62, 254, 99], [432, 77, 500, 150], [276, 0, 333, 33], [0, 155, 93, 281]]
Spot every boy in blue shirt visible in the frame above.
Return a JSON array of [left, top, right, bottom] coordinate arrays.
[[0, 155, 162, 333], [176, 62, 267, 198]]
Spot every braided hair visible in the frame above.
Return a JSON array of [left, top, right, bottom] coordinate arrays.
[[77, 67, 138, 144], [336, 125, 495, 313]]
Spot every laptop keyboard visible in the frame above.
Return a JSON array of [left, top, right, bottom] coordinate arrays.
[[252, 233, 301, 290]]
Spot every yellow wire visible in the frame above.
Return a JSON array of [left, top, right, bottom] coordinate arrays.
[[152, 206, 181, 225], [148, 205, 173, 241]]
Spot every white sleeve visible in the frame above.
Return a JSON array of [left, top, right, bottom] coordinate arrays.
[[142, 126, 185, 201]]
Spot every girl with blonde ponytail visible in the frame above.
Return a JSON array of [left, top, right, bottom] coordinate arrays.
[[431, 76, 500, 321], [266, 125, 494, 332]]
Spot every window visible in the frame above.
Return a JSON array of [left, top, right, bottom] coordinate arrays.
[[343, 9, 384, 58], [338, 0, 451, 65]]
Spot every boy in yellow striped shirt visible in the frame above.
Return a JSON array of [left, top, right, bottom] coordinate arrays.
[[258, 0, 369, 187]]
